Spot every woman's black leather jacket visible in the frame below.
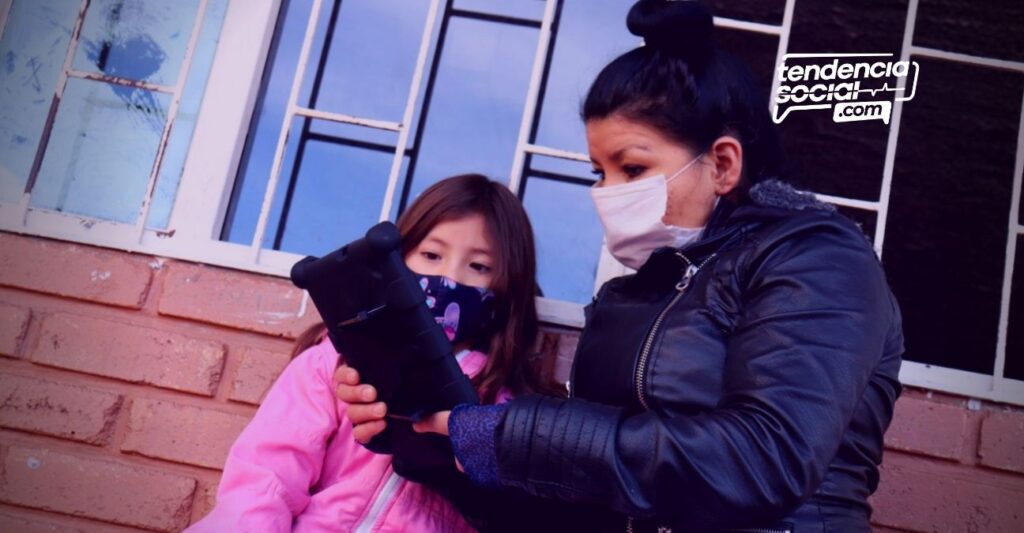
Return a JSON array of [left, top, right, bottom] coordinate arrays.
[[494, 180, 904, 532]]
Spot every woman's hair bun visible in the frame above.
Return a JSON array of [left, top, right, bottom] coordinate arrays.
[[627, 0, 714, 66]]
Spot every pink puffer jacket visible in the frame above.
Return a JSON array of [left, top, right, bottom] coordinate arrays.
[[188, 337, 506, 532]]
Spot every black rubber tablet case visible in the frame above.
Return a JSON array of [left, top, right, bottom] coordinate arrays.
[[290, 221, 480, 471]]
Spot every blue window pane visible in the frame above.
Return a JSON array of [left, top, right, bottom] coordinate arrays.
[[145, 0, 229, 229], [522, 157, 603, 304], [0, 0, 80, 203], [72, 0, 201, 86], [30, 78, 170, 223], [534, 0, 636, 154], [224, 110, 403, 253], [301, 0, 431, 123], [272, 127, 398, 257], [404, 15, 536, 204], [221, 0, 314, 246], [454, 0, 546, 21]]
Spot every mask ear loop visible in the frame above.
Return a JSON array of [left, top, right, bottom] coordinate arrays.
[[666, 152, 706, 183]]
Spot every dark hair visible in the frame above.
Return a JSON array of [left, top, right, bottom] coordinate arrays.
[[292, 174, 562, 402], [582, 0, 784, 199]]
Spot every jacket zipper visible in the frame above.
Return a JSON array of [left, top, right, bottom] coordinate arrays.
[[626, 252, 715, 532], [354, 469, 404, 533], [634, 251, 716, 410]]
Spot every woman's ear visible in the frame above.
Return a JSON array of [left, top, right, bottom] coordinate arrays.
[[707, 135, 743, 196]]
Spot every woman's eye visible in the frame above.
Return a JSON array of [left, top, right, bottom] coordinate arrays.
[[623, 165, 646, 178], [421, 251, 441, 261], [470, 262, 492, 274], [590, 168, 605, 178]]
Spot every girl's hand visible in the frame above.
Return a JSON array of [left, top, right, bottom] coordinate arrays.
[[334, 365, 387, 444]]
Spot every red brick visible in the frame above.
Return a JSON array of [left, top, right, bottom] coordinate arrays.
[[158, 262, 321, 338], [870, 452, 1024, 532], [979, 411, 1024, 474], [0, 512, 84, 533], [120, 398, 251, 470], [33, 313, 225, 396], [0, 446, 196, 532], [0, 234, 153, 309], [0, 302, 30, 357], [0, 511, 84, 533], [0, 374, 123, 445], [229, 347, 291, 405], [884, 396, 968, 461], [191, 478, 219, 525]]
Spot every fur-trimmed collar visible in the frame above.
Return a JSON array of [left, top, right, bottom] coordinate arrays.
[[748, 179, 836, 212]]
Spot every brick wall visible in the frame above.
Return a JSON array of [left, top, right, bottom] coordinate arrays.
[[0, 233, 1021, 532]]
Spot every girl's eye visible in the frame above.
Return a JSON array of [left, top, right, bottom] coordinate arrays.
[[623, 165, 646, 178], [470, 262, 492, 274], [421, 251, 441, 261]]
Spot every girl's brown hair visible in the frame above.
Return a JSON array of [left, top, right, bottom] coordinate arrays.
[[290, 174, 562, 402]]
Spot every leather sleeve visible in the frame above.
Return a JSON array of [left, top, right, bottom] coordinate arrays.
[[494, 220, 897, 529]]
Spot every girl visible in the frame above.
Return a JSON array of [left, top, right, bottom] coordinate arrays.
[[188, 174, 562, 532]]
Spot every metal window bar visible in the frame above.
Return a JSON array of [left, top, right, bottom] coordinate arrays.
[[713, 16, 782, 36], [994, 90, 1024, 393], [449, 6, 542, 29], [134, 0, 210, 240], [0, 0, 15, 41], [378, 0, 443, 222], [395, 0, 454, 216], [872, 0, 917, 259], [507, 0, 562, 197], [251, 0, 325, 260], [272, 0, 344, 251]]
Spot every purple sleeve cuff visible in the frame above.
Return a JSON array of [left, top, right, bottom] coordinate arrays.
[[448, 403, 507, 488]]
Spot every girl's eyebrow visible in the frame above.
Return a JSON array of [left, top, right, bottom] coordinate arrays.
[[423, 236, 448, 247]]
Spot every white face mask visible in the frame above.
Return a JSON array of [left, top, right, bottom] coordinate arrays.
[[590, 154, 706, 270]]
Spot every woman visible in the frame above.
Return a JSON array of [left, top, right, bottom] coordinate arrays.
[[339, 1, 903, 531]]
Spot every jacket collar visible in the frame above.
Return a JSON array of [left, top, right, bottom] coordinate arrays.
[[637, 179, 834, 278]]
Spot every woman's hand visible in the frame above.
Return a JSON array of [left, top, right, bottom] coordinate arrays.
[[413, 411, 462, 472], [411, 411, 450, 436], [334, 365, 387, 444]]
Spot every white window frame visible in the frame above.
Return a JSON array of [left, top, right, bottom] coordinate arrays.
[[0, 0, 1022, 405]]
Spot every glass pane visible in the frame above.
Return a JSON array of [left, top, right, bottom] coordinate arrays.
[[522, 157, 603, 304], [779, 0, 910, 203], [0, 0, 80, 203], [454, 0, 546, 22], [146, 0, 229, 229], [221, 0, 317, 245], [300, 0, 432, 123], [534, 0, 636, 154], [273, 129, 397, 257], [1007, 235, 1024, 381], [884, 58, 1023, 375], [72, 0, 201, 86], [30, 78, 170, 223], [916, 0, 1024, 63], [223, 112, 400, 253], [402, 15, 536, 205]]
